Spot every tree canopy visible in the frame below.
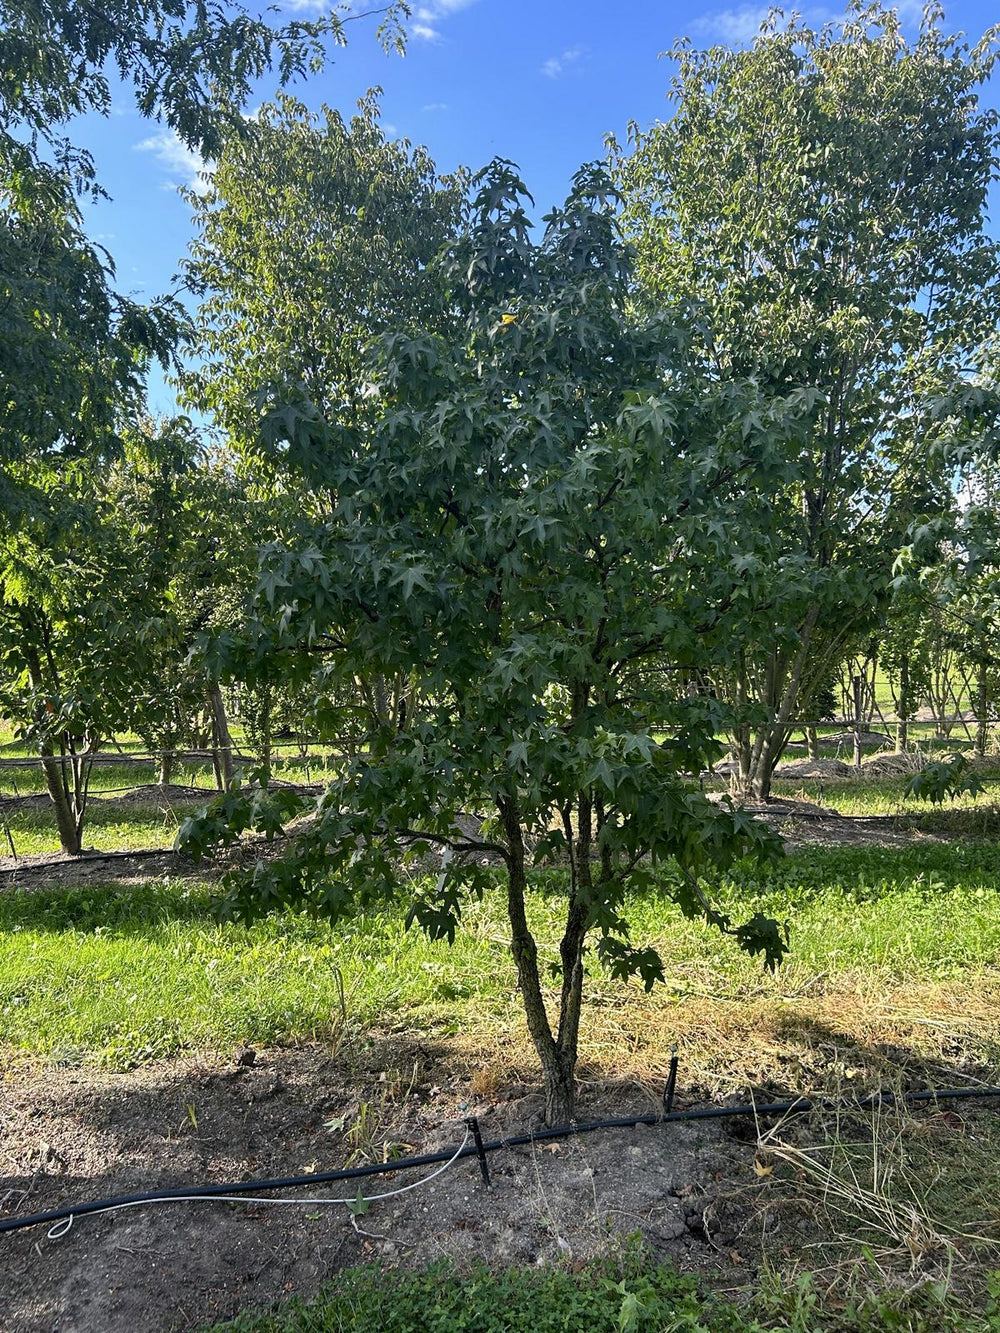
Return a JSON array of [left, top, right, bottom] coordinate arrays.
[[184, 92, 465, 462], [181, 160, 817, 1121], [613, 1, 1000, 797]]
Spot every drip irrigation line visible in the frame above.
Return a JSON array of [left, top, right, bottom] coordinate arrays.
[[0, 744, 341, 771], [3, 1086, 999, 1239], [40, 1125, 472, 1242]]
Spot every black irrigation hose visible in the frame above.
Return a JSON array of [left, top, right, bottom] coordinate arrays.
[[3, 1085, 999, 1238]]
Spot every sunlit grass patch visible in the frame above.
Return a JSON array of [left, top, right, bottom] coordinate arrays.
[[2, 844, 1000, 1093]]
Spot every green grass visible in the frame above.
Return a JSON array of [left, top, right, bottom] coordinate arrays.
[[3, 843, 1000, 1070], [0, 752, 337, 797], [0, 756, 338, 855], [201, 1249, 1000, 1333], [1, 802, 190, 855]]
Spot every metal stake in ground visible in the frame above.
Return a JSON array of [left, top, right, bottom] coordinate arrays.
[[663, 1047, 679, 1114], [466, 1116, 491, 1187]]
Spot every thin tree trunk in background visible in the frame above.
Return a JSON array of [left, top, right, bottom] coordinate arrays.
[[806, 727, 819, 759], [895, 653, 910, 752], [158, 748, 175, 786], [976, 660, 989, 757], [209, 683, 235, 789], [751, 605, 820, 802]]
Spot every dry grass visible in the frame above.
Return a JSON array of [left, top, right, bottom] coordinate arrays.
[[432, 968, 1000, 1114], [753, 1089, 1000, 1285]]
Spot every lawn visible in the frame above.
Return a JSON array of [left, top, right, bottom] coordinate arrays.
[[3, 842, 999, 1087]]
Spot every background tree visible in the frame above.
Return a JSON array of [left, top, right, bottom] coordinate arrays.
[[0, 432, 188, 853], [181, 161, 814, 1123], [1, 0, 405, 520], [613, 3, 1000, 798], [183, 94, 466, 746], [881, 583, 935, 751], [184, 92, 465, 456], [0, 166, 180, 519], [106, 432, 282, 788]]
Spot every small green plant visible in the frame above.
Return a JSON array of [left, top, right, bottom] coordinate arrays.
[[200, 1244, 1000, 1331], [344, 1188, 369, 1218], [905, 755, 986, 805]]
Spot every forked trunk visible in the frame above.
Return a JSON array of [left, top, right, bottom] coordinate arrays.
[[40, 754, 82, 856], [499, 792, 584, 1124]]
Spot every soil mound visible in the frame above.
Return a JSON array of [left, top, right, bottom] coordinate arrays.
[[823, 731, 892, 751], [773, 758, 852, 779]]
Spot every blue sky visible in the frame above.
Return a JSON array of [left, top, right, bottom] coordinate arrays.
[[74, 0, 1000, 415]]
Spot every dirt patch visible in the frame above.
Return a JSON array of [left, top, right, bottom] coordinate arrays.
[[757, 807, 945, 848], [772, 757, 852, 779], [0, 848, 201, 892], [822, 731, 892, 751], [0, 1048, 777, 1333]]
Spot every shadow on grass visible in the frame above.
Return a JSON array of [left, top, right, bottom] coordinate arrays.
[[0, 878, 224, 935]]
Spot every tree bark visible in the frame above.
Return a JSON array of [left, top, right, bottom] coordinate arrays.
[[208, 683, 235, 789], [895, 652, 910, 752], [158, 749, 175, 786], [498, 793, 576, 1123], [40, 753, 82, 855], [543, 1054, 577, 1126]]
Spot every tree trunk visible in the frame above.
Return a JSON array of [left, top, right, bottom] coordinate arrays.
[[40, 753, 82, 855], [498, 793, 577, 1123], [749, 604, 821, 802], [158, 749, 175, 786], [975, 661, 989, 758], [209, 683, 235, 789], [895, 653, 909, 752], [806, 727, 819, 759], [543, 1054, 577, 1125]]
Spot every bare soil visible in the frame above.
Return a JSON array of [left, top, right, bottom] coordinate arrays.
[[0, 1046, 782, 1333]]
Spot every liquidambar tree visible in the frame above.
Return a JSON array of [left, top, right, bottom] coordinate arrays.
[[182, 162, 814, 1123], [614, 3, 1000, 799]]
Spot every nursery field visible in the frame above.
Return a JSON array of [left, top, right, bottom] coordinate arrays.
[[7, 0, 1000, 1328], [3, 763, 1000, 1331]]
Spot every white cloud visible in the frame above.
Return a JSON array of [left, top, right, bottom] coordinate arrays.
[[422, 0, 477, 12], [422, 101, 449, 111], [542, 46, 584, 79], [135, 129, 212, 194], [410, 0, 478, 40], [689, 5, 772, 44]]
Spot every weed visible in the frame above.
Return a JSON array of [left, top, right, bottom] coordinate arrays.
[[199, 1242, 1000, 1331]]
